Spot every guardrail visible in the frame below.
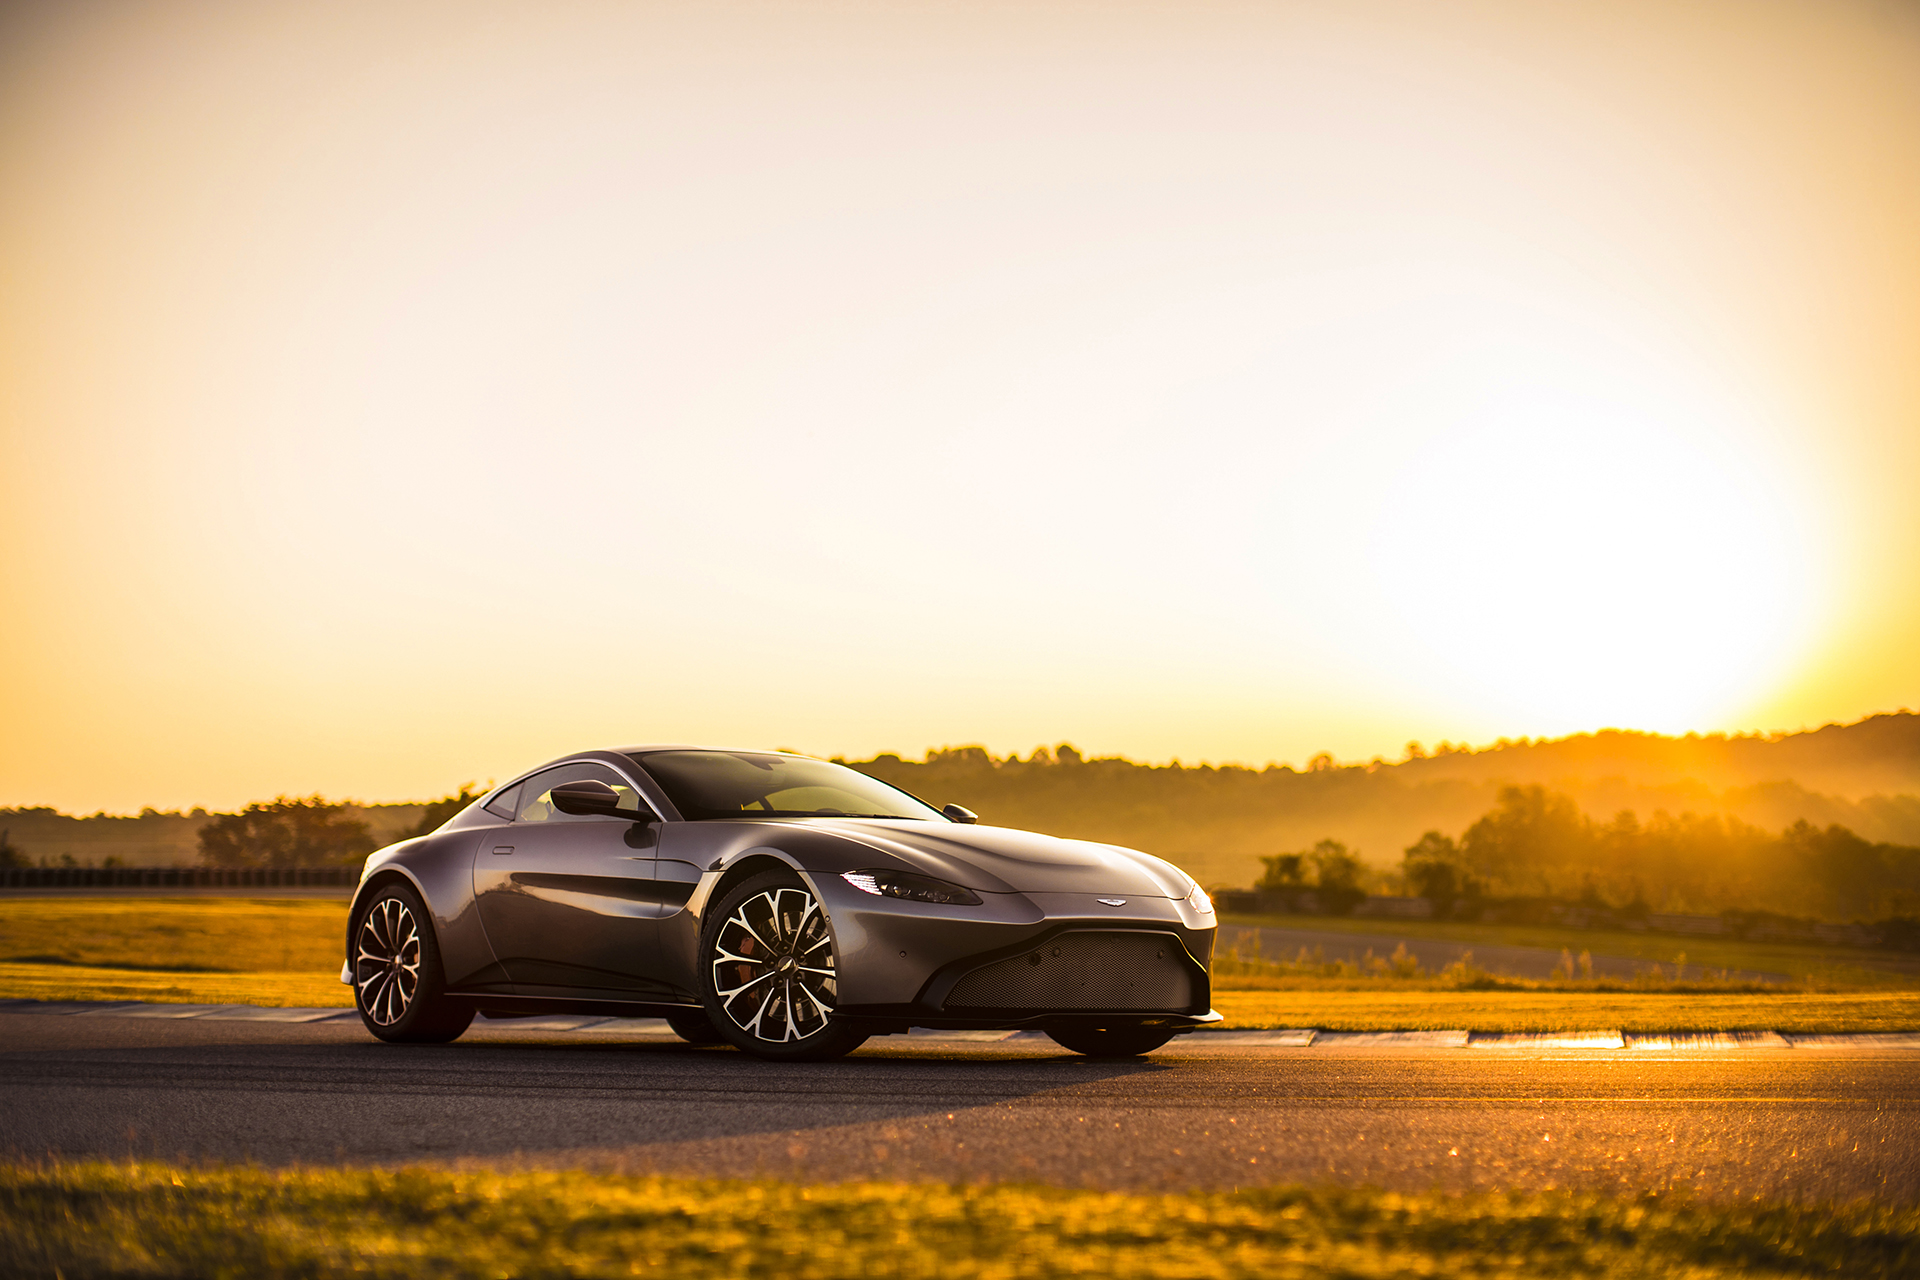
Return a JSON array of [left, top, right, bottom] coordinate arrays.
[[0, 866, 357, 889]]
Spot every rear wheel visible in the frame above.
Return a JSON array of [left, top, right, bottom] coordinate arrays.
[[700, 870, 868, 1062], [353, 883, 474, 1044], [1046, 1024, 1177, 1057]]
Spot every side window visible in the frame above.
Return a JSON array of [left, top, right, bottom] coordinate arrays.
[[483, 783, 521, 819], [513, 763, 649, 824]]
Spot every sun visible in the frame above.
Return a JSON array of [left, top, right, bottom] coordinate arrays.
[[1361, 342, 1826, 734]]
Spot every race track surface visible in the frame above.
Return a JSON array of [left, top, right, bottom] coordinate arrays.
[[3, 1010, 1916, 1201]]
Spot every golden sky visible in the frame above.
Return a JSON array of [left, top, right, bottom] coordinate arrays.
[[2, 0, 1917, 813]]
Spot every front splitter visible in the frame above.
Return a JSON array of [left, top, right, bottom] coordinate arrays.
[[832, 1006, 1224, 1036]]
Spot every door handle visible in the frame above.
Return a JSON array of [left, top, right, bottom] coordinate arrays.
[[492, 845, 514, 856]]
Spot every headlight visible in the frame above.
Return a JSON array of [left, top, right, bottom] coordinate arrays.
[[841, 869, 982, 906], [1185, 882, 1214, 914]]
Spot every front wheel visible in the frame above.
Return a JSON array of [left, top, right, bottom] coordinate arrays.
[[352, 883, 474, 1044], [1046, 1024, 1177, 1057], [699, 870, 868, 1062]]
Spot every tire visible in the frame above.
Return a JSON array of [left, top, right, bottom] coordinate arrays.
[[699, 869, 868, 1062], [666, 1009, 726, 1044], [1045, 1024, 1178, 1058], [352, 882, 475, 1044]]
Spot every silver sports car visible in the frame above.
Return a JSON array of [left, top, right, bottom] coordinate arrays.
[[343, 747, 1219, 1060]]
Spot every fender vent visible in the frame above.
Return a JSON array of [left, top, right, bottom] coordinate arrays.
[[944, 931, 1193, 1012]]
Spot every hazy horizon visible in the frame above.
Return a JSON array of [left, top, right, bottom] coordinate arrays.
[[4, 0, 1918, 814], [8, 707, 1916, 817], [12, 711, 1920, 915]]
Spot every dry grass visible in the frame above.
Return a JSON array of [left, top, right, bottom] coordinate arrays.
[[1211, 989, 1920, 1033], [4, 898, 1918, 1032], [1211, 938, 1798, 993], [0, 896, 348, 972], [0, 962, 349, 1007], [0, 896, 352, 1007], [1217, 913, 1920, 989], [3, 1160, 1915, 1279]]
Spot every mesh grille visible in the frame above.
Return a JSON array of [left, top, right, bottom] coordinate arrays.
[[944, 931, 1194, 1012]]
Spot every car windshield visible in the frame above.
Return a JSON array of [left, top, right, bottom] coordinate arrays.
[[632, 750, 946, 822]]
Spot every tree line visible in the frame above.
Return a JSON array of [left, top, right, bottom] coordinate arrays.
[[1251, 784, 1920, 923], [193, 788, 478, 869], [843, 726, 1920, 894]]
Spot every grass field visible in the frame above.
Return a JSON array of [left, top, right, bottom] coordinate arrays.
[[0, 896, 348, 972], [0, 896, 352, 1007], [0, 962, 350, 1007], [4, 1161, 1914, 1280], [1219, 913, 1920, 988], [4, 897, 1918, 1030]]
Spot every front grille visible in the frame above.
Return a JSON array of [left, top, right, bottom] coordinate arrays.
[[943, 931, 1194, 1012]]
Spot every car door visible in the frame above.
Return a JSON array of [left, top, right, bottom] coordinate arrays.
[[472, 761, 677, 998]]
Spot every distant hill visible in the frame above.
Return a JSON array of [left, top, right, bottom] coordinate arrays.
[[846, 713, 1920, 890], [1392, 714, 1920, 800]]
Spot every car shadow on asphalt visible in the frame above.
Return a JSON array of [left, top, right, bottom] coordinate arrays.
[[0, 1032, 1181, 1164]]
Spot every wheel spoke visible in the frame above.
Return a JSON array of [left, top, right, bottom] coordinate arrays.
[[797, 973, 834, 1007], [360, 970, 390, 1023], [741, 986, 775, 1037], [381, 975, 403, 1024], [794, 980, 828, 1024], [768, 890, 796, 948], [780, 890, 816, 943], [793, 898, 822, 947], [714, 970, 777, 1000], [728, 908, 777, 956]]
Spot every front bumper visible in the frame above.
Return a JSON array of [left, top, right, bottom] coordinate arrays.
[[811, 877, 1218, 1032]]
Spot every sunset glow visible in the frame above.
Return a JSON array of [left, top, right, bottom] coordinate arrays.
[[1, 0, 1916, 812]]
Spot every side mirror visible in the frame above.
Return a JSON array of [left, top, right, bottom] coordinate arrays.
[[942, 804, 978, 825], [551, 780, 640, 819]]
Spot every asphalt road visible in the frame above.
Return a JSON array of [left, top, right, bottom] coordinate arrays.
[[3, 1010, 1916, 1201]]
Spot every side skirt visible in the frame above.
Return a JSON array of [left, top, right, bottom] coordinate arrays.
[[447, 992, 705, 1020]]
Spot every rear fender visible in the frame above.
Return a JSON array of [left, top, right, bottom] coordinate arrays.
[[345, 833, 500, 989]]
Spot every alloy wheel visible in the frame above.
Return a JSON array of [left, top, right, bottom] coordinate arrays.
[[355, 897, 422, 1027], [709, 886, 837, 1042]]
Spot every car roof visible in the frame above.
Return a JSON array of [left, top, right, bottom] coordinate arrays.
[[502, 745, 814, 787], [607, 745, 812, 757]]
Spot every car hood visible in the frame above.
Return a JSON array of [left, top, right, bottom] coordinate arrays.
[[799, 819, 1189, 898]]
